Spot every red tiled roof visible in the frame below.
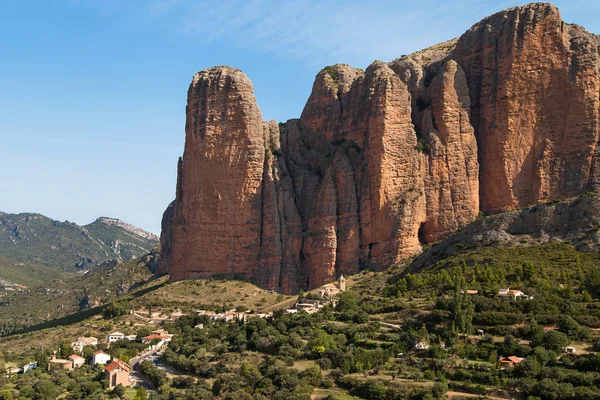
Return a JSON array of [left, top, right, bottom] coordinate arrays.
[[93, 350, 105, 355], [105, 359, 130, 373], [69, 355, 84, 360], [105, 361, 119, 372]]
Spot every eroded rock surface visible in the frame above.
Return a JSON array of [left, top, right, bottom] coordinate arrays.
[[452, 3, 600, 211], [162, 4, 600, 293]]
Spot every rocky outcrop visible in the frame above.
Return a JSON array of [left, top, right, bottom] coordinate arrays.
[[168, 66, 265, 282], [157, 201, 174, 276], [420, 60, 479, 242], [407, 193, 600, 274], [162, 3, 600, 293], [452, 3, 600, 211]]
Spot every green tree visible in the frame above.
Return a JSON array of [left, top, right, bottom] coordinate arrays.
[[542, 330, 570, 352], [336, 291, 360, 312], [451, 293, 474, 334], [103, 300, 131, 319], [133, 386, 148, 400], [32, 380, 59, 400], [58, 341, 72, 358], [0, 390, 13, 400], [112, 384, 126, 399]]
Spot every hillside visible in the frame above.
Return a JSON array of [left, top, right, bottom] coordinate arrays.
[[0, 256, 156, 336], [2, 229, 600, 399], [0, 212, 159, 286]]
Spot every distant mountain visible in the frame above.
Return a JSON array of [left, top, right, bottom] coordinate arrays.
[[0, 212, 159, 284]]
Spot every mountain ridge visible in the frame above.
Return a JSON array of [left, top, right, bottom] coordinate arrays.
[[0, 212, 159, 286]]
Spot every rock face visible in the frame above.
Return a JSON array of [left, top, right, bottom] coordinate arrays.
[[161, 3, 600, 293], [168, 67, 265, 281], [452, 3, 600, 211]]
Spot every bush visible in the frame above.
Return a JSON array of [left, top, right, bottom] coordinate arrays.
[[316, 358, 332, 370]]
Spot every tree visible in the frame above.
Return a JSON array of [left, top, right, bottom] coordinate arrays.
[[542, 331, 569, 352], [112, 384, 126, 399], [451, 293, 474, 334], [336, 291, 360, 313], [0, 390, 13, 400], [32, 380, 59, 400], [133, 386, 148, 400], [103, 301, 130, 319], [82, 345, 95, 363], [58, 341, 72, 358]]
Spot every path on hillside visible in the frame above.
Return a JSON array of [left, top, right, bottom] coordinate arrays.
[[261, 296, 298, 312]]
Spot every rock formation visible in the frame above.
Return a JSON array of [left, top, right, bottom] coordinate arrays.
[[452, 3, 600, 211], [161, 3, 600, 293], [407, 193, 600, 274]]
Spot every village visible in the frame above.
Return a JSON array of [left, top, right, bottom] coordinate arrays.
[[4, 328, 174, 391], [2, 274, 586, 398], [2, 276, 350, 394]]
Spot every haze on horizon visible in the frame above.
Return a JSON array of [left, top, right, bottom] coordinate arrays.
[[1, 0, 598, 235]]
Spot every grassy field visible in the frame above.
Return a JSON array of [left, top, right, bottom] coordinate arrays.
[[131, 277, 294, 312]]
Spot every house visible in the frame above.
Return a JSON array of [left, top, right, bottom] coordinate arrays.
[[194, 323, 204, 330], [460, 289, 479, 295], [142, 331, 172, 350], [296, 303, 319, 313], [71, 336, 98, 353], [68, 354, 85, 368], [92, 351, 111, 365], [48, 354, 73, 372], [415, 342, 430, 350], [565, 346, 577, 354], [23, 361, 37, 373], [142, 331, 172, 344], [106, 332, 126, 343], [126, 335, 137, 341], [142, 334, 162, 344], [318, 275, 346, 299], [498, 355, 524, 369], [285, 308, 298, 314], [105, 359, 132, 389], [498, 288, 530, 300]]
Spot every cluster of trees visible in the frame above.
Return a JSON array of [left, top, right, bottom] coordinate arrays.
[[102, 300, 130, 319], [0, 365, 106, 400], [387, 243, 600, 299]]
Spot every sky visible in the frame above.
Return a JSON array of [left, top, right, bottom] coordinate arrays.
[[1, 0, 598, 235]]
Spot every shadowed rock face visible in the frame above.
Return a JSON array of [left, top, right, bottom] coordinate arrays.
[[162, 3, 600, 293]]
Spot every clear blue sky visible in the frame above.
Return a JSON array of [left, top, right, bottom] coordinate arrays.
[[1, 0, 598, 235]]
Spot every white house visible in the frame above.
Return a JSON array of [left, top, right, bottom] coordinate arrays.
[[71, 336, 98, 353], [68, 354, 85, 368], [106, 332, 126, 343], [499, 288, 530, 300], [92, 351, 111, 365], [23, 361, 37, 373]]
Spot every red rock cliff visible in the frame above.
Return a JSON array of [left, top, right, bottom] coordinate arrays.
[[161, 3, 600, 293]]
